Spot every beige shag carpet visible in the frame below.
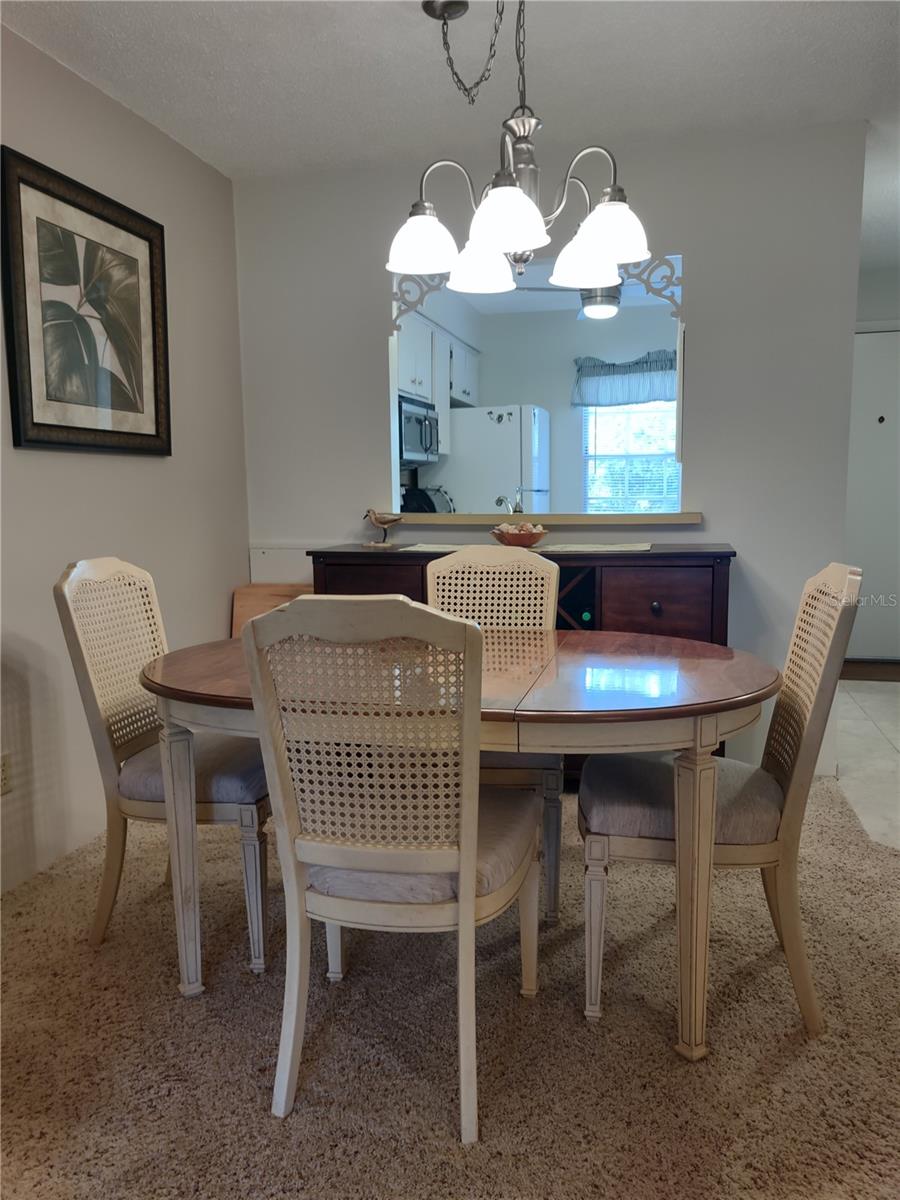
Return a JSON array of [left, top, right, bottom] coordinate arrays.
[[2, 779, 899, 1200]]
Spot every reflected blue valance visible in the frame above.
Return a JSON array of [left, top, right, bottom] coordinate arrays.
[[572, 349, 677, 407]]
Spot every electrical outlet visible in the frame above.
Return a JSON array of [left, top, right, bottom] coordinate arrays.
[[0, 753, 11, 796]]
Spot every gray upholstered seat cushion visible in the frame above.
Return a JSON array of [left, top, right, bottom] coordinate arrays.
[[579, 753, 784, 846], [307, 787, 540, 904], [480, 751, 561, 770], [118, 734, 267, 805]]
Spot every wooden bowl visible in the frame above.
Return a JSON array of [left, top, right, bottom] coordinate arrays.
[[490, 529, 547, 548]]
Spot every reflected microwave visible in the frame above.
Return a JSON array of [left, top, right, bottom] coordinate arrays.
[[399, 396, 439, 466]]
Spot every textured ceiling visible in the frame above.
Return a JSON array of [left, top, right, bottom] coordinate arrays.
[[3, 1, 898, 268]]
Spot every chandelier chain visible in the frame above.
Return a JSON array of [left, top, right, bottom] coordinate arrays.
[[440, 0, 505, 106], [512, 1, 533, 117]]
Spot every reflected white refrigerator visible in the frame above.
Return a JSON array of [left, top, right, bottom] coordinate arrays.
[[434, 405, 550, 514]]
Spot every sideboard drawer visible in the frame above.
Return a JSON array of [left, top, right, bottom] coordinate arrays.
[[320, 563, 425, 601], [599, 566, 713, 641]]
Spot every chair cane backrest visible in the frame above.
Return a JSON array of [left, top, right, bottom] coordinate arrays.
[[243, 595, 484, 880], [426, 545, 559, 630], [54, 558, 168, 788], [762, 563, 862, 845]]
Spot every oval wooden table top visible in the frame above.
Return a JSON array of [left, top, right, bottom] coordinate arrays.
[[141, 629, 781, 722]]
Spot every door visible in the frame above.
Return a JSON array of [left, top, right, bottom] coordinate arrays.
[[846, 330, 900, 659], [398, 315, 432, 401], [432, 329, 452, 454], [463, 346, 480, 407], [520, 406, 550, 513], [450, 339, 478, 405], [434, 408, 520, 511]]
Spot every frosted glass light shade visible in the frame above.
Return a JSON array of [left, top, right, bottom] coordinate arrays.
[[469, 185, 550, 255], [549, 235, 621, 289], [385, 213, 458, 274], [578, 200, 650, 264], [447, 241, 515, 294]]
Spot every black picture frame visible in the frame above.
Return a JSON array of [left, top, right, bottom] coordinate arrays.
[[1, 146, 171, 454]]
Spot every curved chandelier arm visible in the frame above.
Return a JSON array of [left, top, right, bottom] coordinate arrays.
[[543, 175, 592, 230], [544, 145, 619, 224], [418, 159, 479, 213]]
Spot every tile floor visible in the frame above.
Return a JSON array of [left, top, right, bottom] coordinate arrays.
[[835, 680, 900, 848]]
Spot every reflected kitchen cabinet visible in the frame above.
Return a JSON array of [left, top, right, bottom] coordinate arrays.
[[432, 329, 452, 454], [450, 341, 479, 407], [398, 314, 432, 403]]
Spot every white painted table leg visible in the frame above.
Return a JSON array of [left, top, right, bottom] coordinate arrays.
[[239, 805, 268, 974], [541, 767, 563, 925], [673, 718, 719, 1061], [160, 708, 204, 997]]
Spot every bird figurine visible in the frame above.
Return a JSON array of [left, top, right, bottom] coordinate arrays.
[[364, 509, 404, 546]]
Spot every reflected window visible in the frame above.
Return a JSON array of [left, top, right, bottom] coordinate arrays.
[[583, 401, 681, 514], [583, 666, 680, 699]]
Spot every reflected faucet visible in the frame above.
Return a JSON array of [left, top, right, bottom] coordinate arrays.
[[495, 495, 514, 514]]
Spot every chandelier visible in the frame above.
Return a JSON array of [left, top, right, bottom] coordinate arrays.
[[386, 0, 650, 306]]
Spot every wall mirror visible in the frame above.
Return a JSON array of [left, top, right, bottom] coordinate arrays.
[[388, 255, 685, 522]]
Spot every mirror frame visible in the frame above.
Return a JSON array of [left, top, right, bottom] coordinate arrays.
[[389, 255, 698, 527]]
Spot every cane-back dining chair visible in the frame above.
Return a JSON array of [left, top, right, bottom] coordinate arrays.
[[579, 563, 862, 1038], [54, 558, 270, 970], [426, 545, 565, 922], [243, 594, 541, 1143]]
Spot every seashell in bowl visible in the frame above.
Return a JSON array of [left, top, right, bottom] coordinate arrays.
[[490, 522, 547, 548]]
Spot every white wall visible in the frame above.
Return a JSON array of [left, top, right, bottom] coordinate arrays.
[[235, 122, 866, 765], [1, 31, 250, 889], [477, 305, 677, 512]]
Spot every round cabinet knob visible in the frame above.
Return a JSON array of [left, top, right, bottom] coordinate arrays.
[[650, 600, 662, 615]]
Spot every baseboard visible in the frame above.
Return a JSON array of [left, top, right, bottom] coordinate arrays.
[[841, 658, 900, 682]]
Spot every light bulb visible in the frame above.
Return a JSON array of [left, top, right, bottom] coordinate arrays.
[[386, 206, 458, 275], [447, 241, 515, 294], [549, 234, 621, 289], [582, 301, 619, 320], [577, 200, 650, 265], [469, 183, 550, 255]]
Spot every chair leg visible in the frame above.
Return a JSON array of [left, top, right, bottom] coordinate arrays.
[[325, 923, 347, 982], [584, 835, 609, 1023], [519, 855, 540, 998], [239, 807, 268, 974], [272, 862, 312, 1118], [761, 865, 783, 947], [164, 856, 172, 890], [542, 767, 563, 924], [457, 910, 478, 1145], [775, 860, 825, 1036], [89, 810, 128, 947]]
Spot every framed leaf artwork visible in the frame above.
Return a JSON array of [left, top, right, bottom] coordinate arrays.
[[1, 147, 170, 453]]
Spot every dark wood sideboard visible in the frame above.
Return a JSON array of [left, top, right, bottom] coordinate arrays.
[[309, 544, 736, 646]]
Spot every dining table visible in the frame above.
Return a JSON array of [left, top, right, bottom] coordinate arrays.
[[140, 626, 781, 1063]]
